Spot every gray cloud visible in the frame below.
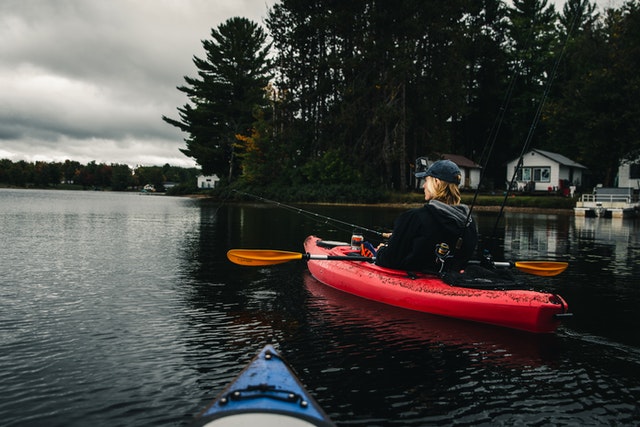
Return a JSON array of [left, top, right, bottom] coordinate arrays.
[[0, 0, 272, 167]]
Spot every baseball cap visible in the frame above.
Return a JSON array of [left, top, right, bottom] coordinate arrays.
[[415, 159, 461, 184]]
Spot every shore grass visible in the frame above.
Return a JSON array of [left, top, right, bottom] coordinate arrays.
[[385, 191, 577, 210]]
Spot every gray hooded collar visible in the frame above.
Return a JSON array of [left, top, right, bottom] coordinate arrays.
[[426, 200, 473, 227]]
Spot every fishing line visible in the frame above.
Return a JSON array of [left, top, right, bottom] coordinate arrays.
[[232, 189, 386, 238], [459, 12, 534, 256], [489, 6, 580, 240], [459, 8, 580, 259], [462, 8, 546, 236]]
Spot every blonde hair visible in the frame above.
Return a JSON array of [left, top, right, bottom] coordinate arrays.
[[428, 176, 461, 205]]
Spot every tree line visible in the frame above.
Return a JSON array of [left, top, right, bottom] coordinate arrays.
[[163, 0, 640, 201], [0, 159, 200, 193]]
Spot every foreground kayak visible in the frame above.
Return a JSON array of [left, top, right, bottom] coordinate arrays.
[[195, 345, 335, 426], [304, 235, 571, 333]]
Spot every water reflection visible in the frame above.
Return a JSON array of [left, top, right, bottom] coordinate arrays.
[[179, 203, 639, 348], [501, 213, 571, 259], [573, 216, 640, 277], [304, 273, 560, 369], [2, 191, 637, 426]]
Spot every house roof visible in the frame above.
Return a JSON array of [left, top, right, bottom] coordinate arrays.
[[530, 149, 587, 169], [442, 153, 482, 169], [507, 149, 587, 169]]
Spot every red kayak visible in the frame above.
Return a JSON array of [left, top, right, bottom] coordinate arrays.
[[304, 235, 570, 334]]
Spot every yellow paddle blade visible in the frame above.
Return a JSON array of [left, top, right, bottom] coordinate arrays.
[[514, 261, 568, 277], [227, 249, 304, 266]]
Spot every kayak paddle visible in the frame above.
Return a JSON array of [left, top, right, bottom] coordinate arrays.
[[227, 249, 374, 266], [227, 249, 568, 276], [513, 261, 568, 276], [476, 260, 568, 276]]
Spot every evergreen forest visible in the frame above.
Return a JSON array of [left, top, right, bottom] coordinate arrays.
[[3, 0, 639, 203], [162, 0, 640, 201]]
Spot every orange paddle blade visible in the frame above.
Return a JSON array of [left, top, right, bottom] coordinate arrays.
[[227, 249, 304, 266], [514, 261, 568, 277]]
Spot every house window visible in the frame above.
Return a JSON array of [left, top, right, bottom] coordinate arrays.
[[630, 163, 640, 179], [515, 166, 551, 183]]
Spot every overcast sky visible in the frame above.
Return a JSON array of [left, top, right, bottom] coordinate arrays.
[[1, 0, 274, 168], [0, 0, 623, 169]]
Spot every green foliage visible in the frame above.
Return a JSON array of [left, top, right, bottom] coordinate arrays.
[[164, 0, 640, 194], [545, 0, 640, 186], [300, 149, 362, 185]]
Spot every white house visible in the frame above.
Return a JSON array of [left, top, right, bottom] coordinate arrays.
[[617, 157, 640, 189], [197, 174, 220, 189], [505, 149, 587, 193]]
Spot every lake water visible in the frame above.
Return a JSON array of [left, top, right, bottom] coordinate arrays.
[[1, 189, 639, 426]]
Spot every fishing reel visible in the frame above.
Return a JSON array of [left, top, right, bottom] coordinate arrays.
[[435, 242, 452, 273]]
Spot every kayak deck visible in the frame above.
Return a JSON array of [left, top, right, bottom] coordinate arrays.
[[304, 235, 570, 333], [196, 345, 335, 426]]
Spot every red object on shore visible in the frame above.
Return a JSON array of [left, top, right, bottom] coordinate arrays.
[[304, 236, 570, 334]]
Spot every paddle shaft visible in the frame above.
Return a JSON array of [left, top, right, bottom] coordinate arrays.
[[306, 254, 375, 262]]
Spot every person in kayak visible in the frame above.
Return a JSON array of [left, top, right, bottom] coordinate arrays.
[[375, 159, 477, 273]]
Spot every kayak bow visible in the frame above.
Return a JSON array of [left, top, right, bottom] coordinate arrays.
[[195, 345, 335, 426]]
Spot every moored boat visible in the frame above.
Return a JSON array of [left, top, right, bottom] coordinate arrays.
[[304, 235, 570, 334], [195, 344, 335, 426]]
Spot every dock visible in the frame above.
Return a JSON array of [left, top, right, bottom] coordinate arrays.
[[574, 187, 639, 218]]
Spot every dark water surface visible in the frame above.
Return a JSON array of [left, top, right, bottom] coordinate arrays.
[[1, 189, 639, 426]]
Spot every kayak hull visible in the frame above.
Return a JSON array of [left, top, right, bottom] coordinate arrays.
[[304, 235, 569, 334], [196, 345, 335, 426]]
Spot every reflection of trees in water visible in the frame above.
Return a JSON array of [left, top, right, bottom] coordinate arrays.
[[500, 213, 571, 259], [178, 202, 640, 357], [172, 203, 640, 423], [573, 216, 639, 277], [176, 202, 316, 383]]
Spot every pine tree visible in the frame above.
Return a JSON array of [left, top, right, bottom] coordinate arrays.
[[163, 17, 272, 181]]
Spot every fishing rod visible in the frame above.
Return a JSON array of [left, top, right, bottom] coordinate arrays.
[[488, 10, 580, 243], [232, 189, 386, 238], [461, 10, 580, 260]]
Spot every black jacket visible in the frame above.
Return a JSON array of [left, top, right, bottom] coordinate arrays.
[[375, 200, 477, 272]]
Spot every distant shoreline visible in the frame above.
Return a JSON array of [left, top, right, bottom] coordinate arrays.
[[0, 186, 577, 214]]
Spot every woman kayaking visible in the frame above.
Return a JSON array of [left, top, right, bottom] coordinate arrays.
[[375, 159, 478, 273]]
